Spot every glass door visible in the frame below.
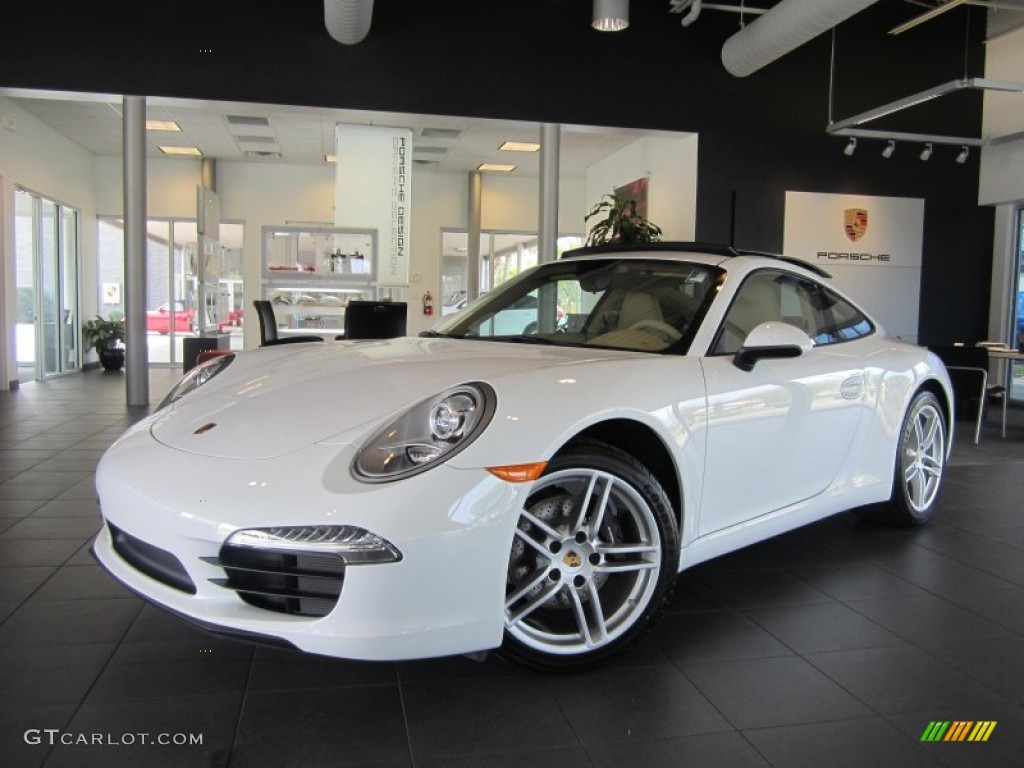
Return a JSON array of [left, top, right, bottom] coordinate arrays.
[[14, 189, 81, 380]]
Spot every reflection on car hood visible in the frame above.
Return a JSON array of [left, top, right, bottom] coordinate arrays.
[[150, 337, 639, 459]]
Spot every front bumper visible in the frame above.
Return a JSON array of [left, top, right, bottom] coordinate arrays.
[[93, 424, 527, 660]]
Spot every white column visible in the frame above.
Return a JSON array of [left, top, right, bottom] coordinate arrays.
[[467, 171, 482, 301], [538, 123, 560, 264], [123, 96, 149, 406]]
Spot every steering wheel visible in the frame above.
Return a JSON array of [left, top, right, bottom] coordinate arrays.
[[629, 319, 683, 343]]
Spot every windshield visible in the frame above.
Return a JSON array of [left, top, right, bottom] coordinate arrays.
[[431, 258, 721, 354]]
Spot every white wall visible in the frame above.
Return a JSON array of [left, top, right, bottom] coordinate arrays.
[[585, 135, 699, 241], [0, 96, 99, 388]]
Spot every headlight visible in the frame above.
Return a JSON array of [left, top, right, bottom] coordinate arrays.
[[353, 382, 495, 482], [158, 354, 235, 410]]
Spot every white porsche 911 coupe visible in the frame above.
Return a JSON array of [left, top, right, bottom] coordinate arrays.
[[94, 243, 953, 670]]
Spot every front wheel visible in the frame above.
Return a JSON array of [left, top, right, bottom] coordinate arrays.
[[500, 440, 679, 671]]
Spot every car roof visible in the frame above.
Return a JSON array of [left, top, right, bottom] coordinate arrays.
[[561, 241, 831, 280]]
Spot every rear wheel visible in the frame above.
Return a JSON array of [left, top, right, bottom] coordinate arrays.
[[863, 390, 946, 525], [500, 440, 679, 671]]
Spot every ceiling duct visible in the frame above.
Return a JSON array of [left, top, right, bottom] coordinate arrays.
[[721, 0, 879, 77], [324, 0, 374, 45]]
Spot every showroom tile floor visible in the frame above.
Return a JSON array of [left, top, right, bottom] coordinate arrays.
[[0, 369, 1023, 768]]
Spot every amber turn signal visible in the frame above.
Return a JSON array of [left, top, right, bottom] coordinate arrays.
[[486, 462, 547, 483]]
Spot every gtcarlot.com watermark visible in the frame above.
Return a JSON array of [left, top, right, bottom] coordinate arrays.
[[24, 729, 203, 747]]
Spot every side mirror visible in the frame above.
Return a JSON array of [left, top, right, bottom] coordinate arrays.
[[734, 322, 814, 372]]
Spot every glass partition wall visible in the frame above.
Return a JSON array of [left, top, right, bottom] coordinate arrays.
[[97, 217, 244, 365], [440, 231, 583, 316], [14, 188, 81, 381]]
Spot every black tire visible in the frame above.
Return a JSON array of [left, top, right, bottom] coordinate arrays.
[[861, 390, 947, 525], [499, 439, 679, 671]]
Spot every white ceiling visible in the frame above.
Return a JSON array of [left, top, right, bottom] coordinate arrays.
[[2, 90, 684, 179]]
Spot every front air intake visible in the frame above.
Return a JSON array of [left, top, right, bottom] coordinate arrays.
[[202, 545, 345, 617]]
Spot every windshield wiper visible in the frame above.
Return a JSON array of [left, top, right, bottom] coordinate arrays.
[[418, 330, 448, 338]]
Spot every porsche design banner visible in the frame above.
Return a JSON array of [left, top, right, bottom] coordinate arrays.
[[783, 191, 924, 343], [335, 124, 412, 287]]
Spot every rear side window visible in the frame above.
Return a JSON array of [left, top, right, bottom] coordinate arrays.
[[713, 269, 873, 354]]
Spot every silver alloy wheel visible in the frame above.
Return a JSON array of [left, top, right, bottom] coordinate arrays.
[[901, 400, 945, 513], [504, 468, 663, 655]]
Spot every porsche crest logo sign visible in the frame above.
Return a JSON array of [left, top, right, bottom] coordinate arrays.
[[844, 208, 868, 242]]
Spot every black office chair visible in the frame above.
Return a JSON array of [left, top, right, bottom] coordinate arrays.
[[339, 301, 408, 340], [253, 300, 324, 346], [928, 345, 990, 445]]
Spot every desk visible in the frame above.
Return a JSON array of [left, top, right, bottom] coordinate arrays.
[[987, 348, 1024, 438]]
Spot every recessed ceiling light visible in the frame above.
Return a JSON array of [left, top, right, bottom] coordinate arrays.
[[146, 120, 181, 132], [159, 146, 202, 156], [325, 154, 336, 163], [499, 141, 540, 152], [478, 163, 517, 172]]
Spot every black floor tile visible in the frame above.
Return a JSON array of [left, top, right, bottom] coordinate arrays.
[[653, 610, 792, 667], [31, 498, 100, 518], [30, 565, 134, 601], [0, 498, 47, 518], [793, 562, 932, 601], [1, 516, 102, 541], [0, 643, 115, 707], [743, 717, 942, 768], [0, 601, 18, 623], [844, 594, 1014, 645], [0, 538, 86, 566], [942, 586, 1024, 635], [395, 652, 531, 683], [685, 655, 872, 730], [0, 566, 57, 601], [87, 654, 252, 701], [249, 646, 395, 691], [588, 731, 768, 768], [552, 665, 729, 745], [232, 686, 408, 768], [694, 569, 833, 609], [44, 693, 242, 768], [420, 746, 589, 768], [746, 601, 906, 654], [402, 677, 577, 761], [878, 554, 1021, 598], [0, 598, 141, 647], [806, 645, 1010, 714], [915, 634, 1024, 706]]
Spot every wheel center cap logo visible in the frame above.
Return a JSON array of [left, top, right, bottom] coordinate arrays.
[[563, 551, 582, 568]]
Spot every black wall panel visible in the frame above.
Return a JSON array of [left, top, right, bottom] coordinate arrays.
[[0, 0, 995, 341]]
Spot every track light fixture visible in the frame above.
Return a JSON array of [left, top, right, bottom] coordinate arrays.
[[956, 145, 969, 164], [592, 0, 629, 31], [881, 140, 895, 159], [843, 137, 857, 156], [919, 143, 932, 162]]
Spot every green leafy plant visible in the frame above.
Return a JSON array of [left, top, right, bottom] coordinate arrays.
[[82, 314, 125, 356], [585, 193, 663, 246]]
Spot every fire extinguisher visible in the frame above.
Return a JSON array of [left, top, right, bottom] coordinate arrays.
[[422, 290, 434, 316]]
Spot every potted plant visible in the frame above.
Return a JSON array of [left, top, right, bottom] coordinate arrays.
[[585, 193, 663, 246], [82, 314, 126, 372]]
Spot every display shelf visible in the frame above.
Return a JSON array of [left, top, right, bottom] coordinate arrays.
[[262, 226, 380, 333]]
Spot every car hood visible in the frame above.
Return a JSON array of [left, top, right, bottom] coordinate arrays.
[[150, 337, 641, 459]]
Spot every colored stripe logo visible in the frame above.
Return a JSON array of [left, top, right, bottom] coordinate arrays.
[[921, 721, 996, 742]]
